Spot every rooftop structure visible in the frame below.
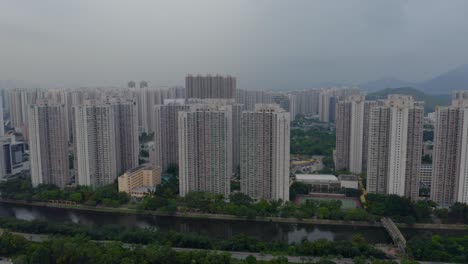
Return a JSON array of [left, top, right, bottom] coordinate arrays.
[[295, 174, 339, 184]]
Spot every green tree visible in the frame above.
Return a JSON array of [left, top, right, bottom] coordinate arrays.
[[412, 200, 434, 221], [229, 193, 253, 206], [289, 182, 311, 200], [68, 192, 83, 203], [0, 231, 27, 256]]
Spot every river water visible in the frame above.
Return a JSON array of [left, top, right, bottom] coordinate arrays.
[[0, 203, 461, 244]]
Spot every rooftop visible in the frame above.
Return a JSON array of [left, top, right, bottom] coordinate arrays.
[[295, 174, 338, 182], [126, 164, 155, 174], [338, 175, 358, 181]]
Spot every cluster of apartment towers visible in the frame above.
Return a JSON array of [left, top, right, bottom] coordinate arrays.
[[335, 91, 468, 207], [10, 75, 464, 206], [5, 75, 292, 201]]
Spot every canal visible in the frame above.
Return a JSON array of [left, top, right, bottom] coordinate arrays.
[[1, 203, 465, 244]]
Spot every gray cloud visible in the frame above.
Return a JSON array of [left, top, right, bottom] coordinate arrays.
[[0, 0, 467, 89]]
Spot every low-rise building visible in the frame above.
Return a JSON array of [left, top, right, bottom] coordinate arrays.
[[338, 175, 359, 189], [295, 174, 341, 192], [0, 134, 28, 180], [118, 164, 161, 198]]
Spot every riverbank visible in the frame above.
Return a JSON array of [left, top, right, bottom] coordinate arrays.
[[0, 228, 457, 264], [0, 198, 380, 227], [1, 198, 467, 230], [0, 227, 356, 264]]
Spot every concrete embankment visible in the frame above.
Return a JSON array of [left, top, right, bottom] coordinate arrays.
[[1, 199, 467, 230]]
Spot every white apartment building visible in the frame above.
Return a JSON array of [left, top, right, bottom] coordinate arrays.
[[186, 74, 236, 100], [28, 99, 69, 188], [178, 104, 232, 197], [240, 104, 290, 201], [432, 91, 468, 206], [74, 99, 138, 188], [366, 95, 423, 200], [153, 99, 189, 172], [335, 95, 379, 173]]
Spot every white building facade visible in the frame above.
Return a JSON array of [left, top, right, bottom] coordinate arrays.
[[240, 104, 290, 201], [178, 104, 232, 197]]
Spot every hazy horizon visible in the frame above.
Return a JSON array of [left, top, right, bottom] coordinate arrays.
[[1, 0, 468, 90]]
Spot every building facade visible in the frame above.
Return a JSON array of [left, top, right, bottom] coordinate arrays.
[[431, 91, 468, 206], [178, 104, 232, 197], [28, 99, 69, 188], [366, 95, 423, 200], [118, 164, 161, 198], [74, 99, 138, 188], [419, 164, 432, 196], [335, 96, 378, 173], [240, 104, 290, 201], [186, 74, 236, 99], [153, 99, 189, 172]]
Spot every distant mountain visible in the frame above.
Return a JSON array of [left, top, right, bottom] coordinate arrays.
[[360, 77, 417, 92], [366, 87, 451, 113], [418, 64, 468, 94]]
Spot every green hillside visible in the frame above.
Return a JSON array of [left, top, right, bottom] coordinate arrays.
[[365, 87, 450, 112]]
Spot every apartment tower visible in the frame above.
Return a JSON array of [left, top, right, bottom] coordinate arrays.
[[153, 99, 189, 172], [335, 95, 378, 173], [186, 74, 236, 99], [431, 91, 468, 206], [178, 104, 232, 197], [366, 95, 423, 199], [28, 99, 69, 188], [74, 99, 138, 188], [240, 104, 290, 201]]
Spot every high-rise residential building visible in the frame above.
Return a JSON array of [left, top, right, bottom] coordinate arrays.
[[8, 88, 45, 138], [318, 91, 333, 123], [74, 99, 138, 188], [366, 95, 423, 200], [240, 104, 290, 201], [318, 88, 360, 123], [335, 95, 379, 173], [290, 89, 321, 117], [153, 99, 189, 172], [230, 103, 243, 174], [185, 98, 243, 175], [272, 93, 290, 112], [0, 95, 4, 136], [128, 86, 186, 133], [419, 164, 432, 195], [236, 89, 274, 111], [28, 99, 69, 188], [287, 93, 296, 121], [114, 98, 140, 173], [431, 91, 468, 206], [74, 100, 117, 187], [178, 104, 232, 197], [186, 74, 236, 99], [46, 89, 73, 142], [146, 87, 186, 133]]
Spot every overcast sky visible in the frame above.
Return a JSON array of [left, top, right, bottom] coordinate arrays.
[[1, 0, 468, 90]]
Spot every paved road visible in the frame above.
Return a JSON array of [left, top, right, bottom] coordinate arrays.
[[0, 228, 47, 243], [173, 248, 354, 263]]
